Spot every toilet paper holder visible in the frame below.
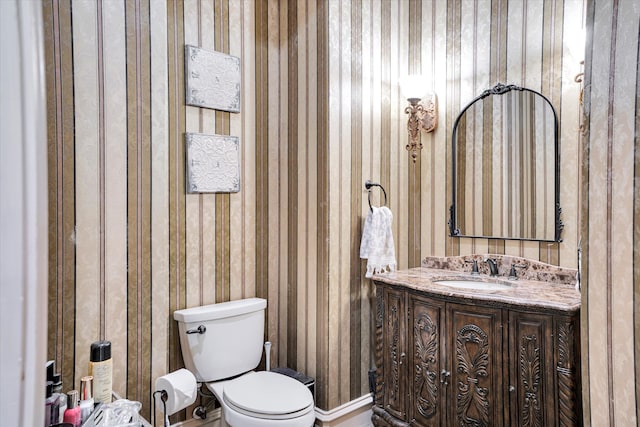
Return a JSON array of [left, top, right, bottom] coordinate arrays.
[[153, 368, 198, 427], [152, 390, 169, 427]]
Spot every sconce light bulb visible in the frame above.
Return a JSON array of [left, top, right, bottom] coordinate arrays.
[[400, 74, 430, 101]]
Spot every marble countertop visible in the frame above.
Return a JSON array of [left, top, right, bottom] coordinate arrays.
[[372, 266, 581, 313]]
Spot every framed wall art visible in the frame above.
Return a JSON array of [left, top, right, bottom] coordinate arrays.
[[185, 44, 241, 112], [185, 132, 240, 193]]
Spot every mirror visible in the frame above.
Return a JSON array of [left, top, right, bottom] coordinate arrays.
[[448, 83, 563, 242]]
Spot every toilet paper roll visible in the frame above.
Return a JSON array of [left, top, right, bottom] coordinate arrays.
[[155, 369, 197, 415]]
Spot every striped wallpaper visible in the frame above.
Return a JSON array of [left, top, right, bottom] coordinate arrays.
[[42, 1, 637, 425], [581, 0, 639, 426], [445, 0, 579, 264]]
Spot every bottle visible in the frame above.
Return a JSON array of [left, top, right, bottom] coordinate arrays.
[[52, 372, 67, 422], [79, 375, 94, 423], [44, 382, 52, 427], [88, 340, 112, 404], [45, 381, 60, 427], [63, 390, 81, 427], [45, 361, 55, 427], [45, 360, 65, 425]]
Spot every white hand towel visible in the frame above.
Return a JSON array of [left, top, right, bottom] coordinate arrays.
[[360, 206, 396, 278]]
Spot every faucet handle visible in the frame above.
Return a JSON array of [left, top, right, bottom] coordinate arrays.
[[465, 260, 480, 275], [508, 263, 526, 280]]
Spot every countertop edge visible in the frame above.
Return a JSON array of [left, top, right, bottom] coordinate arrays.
[[372, 267, 581, 313]]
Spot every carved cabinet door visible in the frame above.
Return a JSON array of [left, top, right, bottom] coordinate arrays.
[[382, 287, 407, 420], [508, 311, 555, 427], [408, 295, 444, 426], [446, 303, 506, 427]]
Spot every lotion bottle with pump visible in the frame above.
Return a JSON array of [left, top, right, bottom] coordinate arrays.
[[89, 340, 112, 404]]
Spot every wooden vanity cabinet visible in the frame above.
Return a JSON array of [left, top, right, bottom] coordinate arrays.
[[373, 283, 581, 427]]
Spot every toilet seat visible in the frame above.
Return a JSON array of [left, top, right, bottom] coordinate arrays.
[[222, 371, 314, 420]]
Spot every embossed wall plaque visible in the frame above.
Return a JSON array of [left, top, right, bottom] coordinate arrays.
[[185, 45, 241, 112], [185, 132, 240, 193]]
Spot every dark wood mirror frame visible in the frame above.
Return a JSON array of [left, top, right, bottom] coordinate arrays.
[[448, 83, 563, 242]]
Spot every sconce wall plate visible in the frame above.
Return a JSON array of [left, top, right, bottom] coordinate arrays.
[[405, 95, 437, 162]]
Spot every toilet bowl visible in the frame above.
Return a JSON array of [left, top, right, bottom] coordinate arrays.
[[207, 371, 315, 427], [173, 298, 315, 427]]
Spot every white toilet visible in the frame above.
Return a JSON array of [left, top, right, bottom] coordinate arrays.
[[174, 298, 315, 427]]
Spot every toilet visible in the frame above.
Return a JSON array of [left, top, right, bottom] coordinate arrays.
[[174, 298, 315, 427]]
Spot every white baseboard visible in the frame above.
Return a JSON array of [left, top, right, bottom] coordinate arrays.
[[314, 393, 373, 427]]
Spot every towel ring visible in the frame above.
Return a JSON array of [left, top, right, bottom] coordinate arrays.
[[365, 181, 387, 212]]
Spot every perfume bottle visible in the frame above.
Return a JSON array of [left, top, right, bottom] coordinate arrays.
[[79, 375, 95, 423]]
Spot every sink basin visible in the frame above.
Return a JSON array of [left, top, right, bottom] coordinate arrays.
[[434, 280, 511, 290]]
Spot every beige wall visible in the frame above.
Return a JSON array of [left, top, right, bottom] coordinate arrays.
[[43, 0, 638, 425]]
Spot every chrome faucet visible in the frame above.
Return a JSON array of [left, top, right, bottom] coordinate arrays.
[[484, 258, 499, 277]]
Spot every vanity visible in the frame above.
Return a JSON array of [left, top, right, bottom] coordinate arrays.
[[371, 255, 581, 427]]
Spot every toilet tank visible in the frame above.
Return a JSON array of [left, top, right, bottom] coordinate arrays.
[[174, 298, 267, 382]]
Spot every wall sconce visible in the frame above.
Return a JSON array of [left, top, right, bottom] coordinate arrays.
[[400, 75, 437, 162]]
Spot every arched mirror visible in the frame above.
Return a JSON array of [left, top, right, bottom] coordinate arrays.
[[448, 83, 563, 242]]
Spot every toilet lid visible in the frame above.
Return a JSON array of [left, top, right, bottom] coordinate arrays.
[[223, 371, 314, 419]]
